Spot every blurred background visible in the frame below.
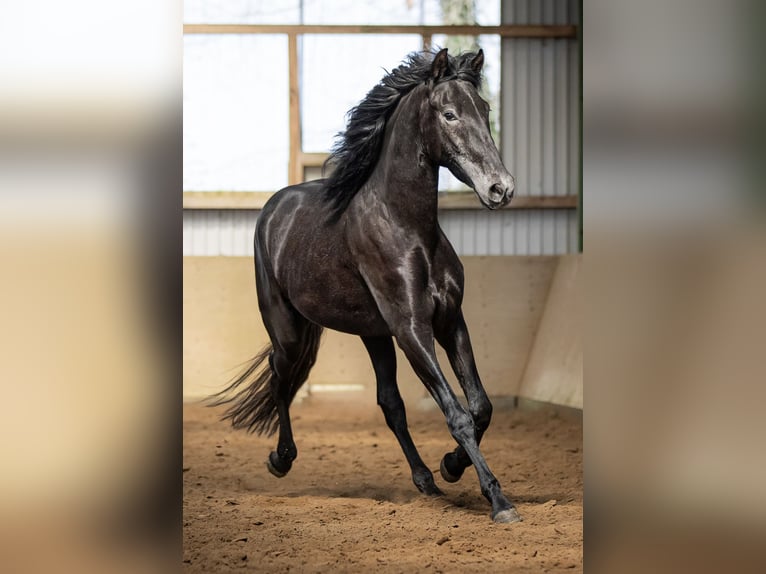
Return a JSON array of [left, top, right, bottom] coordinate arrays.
[[1, 0, 765, 572], [585, 1, 766, 572]]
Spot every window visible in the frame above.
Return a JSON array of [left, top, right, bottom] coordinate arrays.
[[183, 34, 289, 191], [184, 1, 505, 193]]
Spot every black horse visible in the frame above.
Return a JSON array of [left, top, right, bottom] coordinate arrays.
[[213, 48, 519, 523]]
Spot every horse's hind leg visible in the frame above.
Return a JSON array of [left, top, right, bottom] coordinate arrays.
[[255, 237, 323, 477], [435, 311, 492, 484], [362, 336, 443, 496], [262, 311, 322, 478]]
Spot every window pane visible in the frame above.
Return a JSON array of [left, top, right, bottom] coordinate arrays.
[[184, 0, 300, 24], [303, 0, 424, 25], [301, 34, 423, 153], [423, 0, 500, 25], [300, 0, 500, 26], [183, 35, 288, 191], [185, 0, 500, 26]]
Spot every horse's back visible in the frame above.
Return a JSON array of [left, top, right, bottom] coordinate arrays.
[[256, 179, 332, 263], [258, 179, 328, 234]]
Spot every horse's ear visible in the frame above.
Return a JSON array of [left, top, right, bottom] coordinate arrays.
[[470, 49, 484, 74], [431, 48, 449, 81]]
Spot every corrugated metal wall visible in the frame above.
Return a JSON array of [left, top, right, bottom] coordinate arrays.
[[182, 209, 578, 256], [440, 209, 577, 255], [183, 209, 260, 257], [496, 0, 580, 256], [183, 0, 580, 257]]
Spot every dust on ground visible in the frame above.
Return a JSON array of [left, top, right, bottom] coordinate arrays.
[[183, 398, 582, 573]]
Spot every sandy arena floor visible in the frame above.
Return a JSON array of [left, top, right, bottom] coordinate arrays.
[[183, 397, 582, 573]]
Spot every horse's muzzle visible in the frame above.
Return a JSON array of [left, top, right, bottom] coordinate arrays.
[[485, 179, 515, 209]]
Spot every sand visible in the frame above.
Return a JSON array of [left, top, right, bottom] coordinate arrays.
[[183, 398, 582, 573]]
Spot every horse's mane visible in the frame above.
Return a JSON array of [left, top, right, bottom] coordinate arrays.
[[322, 50, 484, 218]]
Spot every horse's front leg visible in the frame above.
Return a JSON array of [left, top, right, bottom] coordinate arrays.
[[435, 310, 493, 484], [394, 322, 521, 523], [362, 335, 443, 496]]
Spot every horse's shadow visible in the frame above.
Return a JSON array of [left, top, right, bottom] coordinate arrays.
[[243, 477, 572, 512]]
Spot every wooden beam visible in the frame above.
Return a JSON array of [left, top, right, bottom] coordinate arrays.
[[183, 191, 579, 211], [288, 33, 301, 185], [438, 193, 579, 210], [183, 24, 577, 38], [183, 191, 275, 209]]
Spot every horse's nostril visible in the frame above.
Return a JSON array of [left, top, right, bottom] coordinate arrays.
[[490, 183, 506, 199]]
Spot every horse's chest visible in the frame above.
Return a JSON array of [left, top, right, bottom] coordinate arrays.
[[430, 270, 463, 314]]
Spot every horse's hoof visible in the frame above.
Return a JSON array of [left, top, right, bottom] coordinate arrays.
[[414, 469, 444, 496], [266, 459, 286, 478], [428, 485, 445, 497], [439, 456, 463, 483], [492, 507, 523, 524], [266, 452, 288, 478], [417, 483, 444, 497]]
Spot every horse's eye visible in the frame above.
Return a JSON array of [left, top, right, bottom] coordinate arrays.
[[443, 111, 457, 121]]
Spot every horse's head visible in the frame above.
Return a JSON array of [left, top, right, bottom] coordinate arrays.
[[423, 49, 515, 209]]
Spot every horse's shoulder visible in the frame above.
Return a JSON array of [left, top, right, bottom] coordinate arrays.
[[262, 180, 329, 214]]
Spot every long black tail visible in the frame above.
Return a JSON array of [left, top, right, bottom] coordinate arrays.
[[208, 323, 323, 436], [208, 345, 278, 435]]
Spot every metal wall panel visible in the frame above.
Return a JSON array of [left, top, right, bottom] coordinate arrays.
[[183, 210, 259, 256], [183, 208, 577, 257], [499, 0, 580, 255]]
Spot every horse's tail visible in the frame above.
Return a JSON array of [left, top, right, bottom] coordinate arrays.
[[208, 323, 323, 436], [207, 345, 278, 435]]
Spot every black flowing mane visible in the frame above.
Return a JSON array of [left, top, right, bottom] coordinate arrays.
[[322, 50, 484, 217]]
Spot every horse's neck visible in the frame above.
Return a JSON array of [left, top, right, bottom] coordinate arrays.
[[364, 88, 440, 230]]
